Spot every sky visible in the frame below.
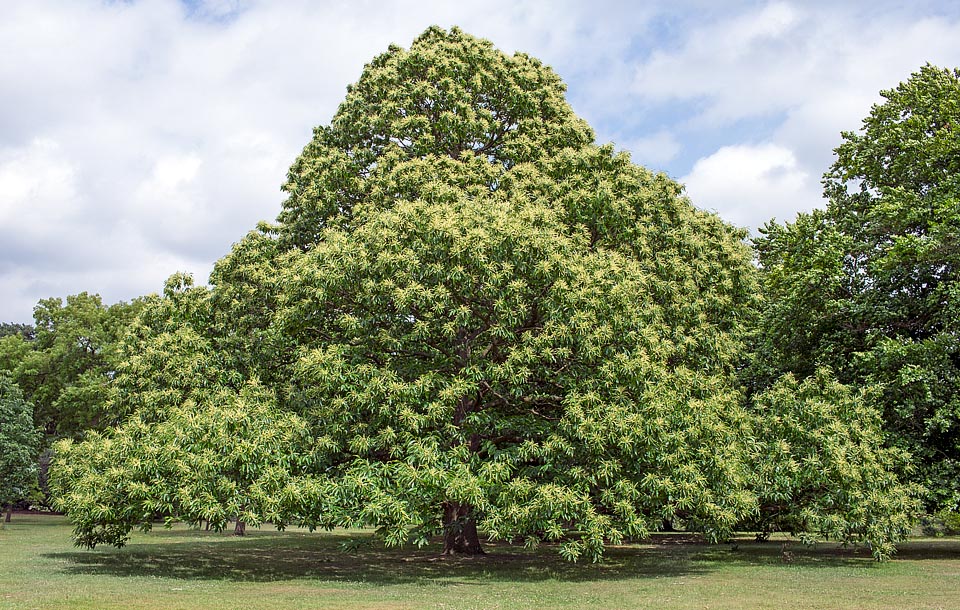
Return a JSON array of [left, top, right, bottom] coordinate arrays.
[[2, 0, 959, 323]]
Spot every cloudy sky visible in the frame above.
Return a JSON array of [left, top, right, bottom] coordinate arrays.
[[2, 0, 959, 322]]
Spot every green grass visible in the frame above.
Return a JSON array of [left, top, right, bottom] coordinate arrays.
[[2, 514, 959, 609]]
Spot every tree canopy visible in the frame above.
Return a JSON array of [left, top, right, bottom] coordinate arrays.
[[752, 64, 960, 511], [51, 27, 920, 562], [276, 26, 594, 248], [1, 293, 143, 439], [0, 323, 34, 340]]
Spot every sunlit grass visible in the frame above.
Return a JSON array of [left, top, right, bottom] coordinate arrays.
[[2, 513, 959, 609]]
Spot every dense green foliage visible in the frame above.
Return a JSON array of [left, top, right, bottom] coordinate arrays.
[[0, 293, 143, 439], [55, 27, 760, 560], [0, 322, 34, 340], [0, 373, 40, 516], [50, 27, 921, 562], [51, 381, 312, 547], [745, 370, 920, 559], [753, 64, 960, 511], [49, 275, 315, 547], [276, 26, 594, 248], [265, 26, 763, 561]]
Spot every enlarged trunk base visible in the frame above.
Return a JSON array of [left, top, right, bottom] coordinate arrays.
[[234, 520, 246, 536], [4, 504, 11, 523], [441, 502, 485, 555]]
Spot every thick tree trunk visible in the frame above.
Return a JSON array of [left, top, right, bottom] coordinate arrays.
[[441, 332, 485, 556], [234, 520, 246, 536], [4, 504, 11, 523], [441, 501, 484, 555]]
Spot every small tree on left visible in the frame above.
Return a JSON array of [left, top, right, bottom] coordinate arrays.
[[0, 373, 40, 522]]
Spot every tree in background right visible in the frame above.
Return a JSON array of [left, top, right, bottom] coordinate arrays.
[[752, 64, 960, 513]]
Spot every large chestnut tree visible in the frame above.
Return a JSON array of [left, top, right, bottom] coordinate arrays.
[[52, 27, 917, 561]]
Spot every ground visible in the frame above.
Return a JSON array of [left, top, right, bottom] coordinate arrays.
[[2, 513, 959, 609]]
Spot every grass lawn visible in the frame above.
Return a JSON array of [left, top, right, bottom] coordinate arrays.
[[2, 513, 959, 609]]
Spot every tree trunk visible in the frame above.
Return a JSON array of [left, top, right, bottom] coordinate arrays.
[[4, 504, 11, 523], [441, 501, 484, 555], [441, 332, 485, 556], [234, 520, 246, 536]]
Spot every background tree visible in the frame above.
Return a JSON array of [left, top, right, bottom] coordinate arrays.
[[9, 293, 144, 439], [1, 373, 40, 522], [2, 297, 144, 509], [752, 64, 960, 511], [0, 323, 35, 340], [0, 331, 31, 376]]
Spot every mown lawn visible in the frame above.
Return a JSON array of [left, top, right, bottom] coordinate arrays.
[[2, 513, 958, 609]]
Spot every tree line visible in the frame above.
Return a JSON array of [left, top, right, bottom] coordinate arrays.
[[2, 28, 957, 561]]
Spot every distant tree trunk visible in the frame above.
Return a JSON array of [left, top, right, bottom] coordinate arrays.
[[4, 504, 11, 523], [442, 501, 484, 555], [234, 520, 246, 536]]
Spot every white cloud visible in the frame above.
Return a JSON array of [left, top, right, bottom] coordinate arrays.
[[0, 0, 663, 322], [621, 130, 682, 166], [0, 139, 79, 227], [681, 143, 820, 231], [0, 138, 95, 276], [1, 0, 959, 322], [631, 2, 960, 228], [133, 153, 206, 244], [633, 2, 807, 123]]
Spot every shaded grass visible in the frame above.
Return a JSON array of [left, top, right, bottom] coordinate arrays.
[[3, 513, 960, 609]]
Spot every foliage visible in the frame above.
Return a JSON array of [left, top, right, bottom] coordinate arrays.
[[0, 332, 31, 375], [268, 26, 759, 560], [3, 293, 144, 439], [745, 370, 921, 560], [0, 373, 40, 513], [51, 27, 760, 561], [50, 27, 921, 563], [107, 274, 225, 422], [276, 26, 594, 248], [275, 190, 756, 559], [940, 511, 960, 535], [0, 322, 35, 340], [752, 64, 960, 510], [207, 225, 289, 390], [51, 379, 313, 548], [50, 272, 318, 547], [919, 510, 960, 537]]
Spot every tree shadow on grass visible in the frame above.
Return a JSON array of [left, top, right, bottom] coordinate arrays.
[[47, 531, 705, 584], [884, 539, 960, 560], [47, 530, 960, 584], [690, 536, 960, 569]]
